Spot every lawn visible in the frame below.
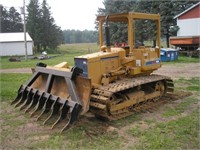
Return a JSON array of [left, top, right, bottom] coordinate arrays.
[[0, 74, 31, 101]]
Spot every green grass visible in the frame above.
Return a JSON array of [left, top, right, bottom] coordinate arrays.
[[0, 43, 99, 69], [163, 55, 199, 64], [37, 130, 121, 150], [186, 86, 199, 91], [174, 78, 200, 92], [0, 73, 31, 101], [129, 110, 199, 150]]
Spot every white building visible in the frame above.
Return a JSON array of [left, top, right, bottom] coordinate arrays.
[[0, 32, 33, 56], [174, 2, 200, 36]]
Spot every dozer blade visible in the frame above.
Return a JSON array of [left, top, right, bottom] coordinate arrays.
[[11, 64, 91, 133]]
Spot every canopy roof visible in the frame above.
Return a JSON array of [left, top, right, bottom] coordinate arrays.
[[97, 12, 160, 22]]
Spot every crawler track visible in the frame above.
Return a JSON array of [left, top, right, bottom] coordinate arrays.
[[89, 74, 174, 120]]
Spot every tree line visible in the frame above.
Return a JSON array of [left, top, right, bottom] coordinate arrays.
[[63, 30, 97, 44]]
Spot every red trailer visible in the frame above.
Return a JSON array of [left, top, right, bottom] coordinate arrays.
[[170, 36, 200, 57]]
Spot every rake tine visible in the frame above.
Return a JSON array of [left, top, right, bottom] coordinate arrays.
[[60, 114, 71, 133], [24, 90, 39, 113], [15, 87, 28, 108], [51, 103, 65, 129], [43, 97, 59, 125], [51, 101, 70, 129], [69, 104, 82, 124], [30, 92, 45, 117], [11, 85, 23, 105], [60, 104, 82, 133], [36, 95, 52, 120], [20, 88, 33, 110], [11, 92, 22, 105]]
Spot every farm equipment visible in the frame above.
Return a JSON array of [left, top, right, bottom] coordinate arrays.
[[170, 36, 200, 57], [12, 12, 174, 132]]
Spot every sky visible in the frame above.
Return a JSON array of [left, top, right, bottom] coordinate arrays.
[[0, 0, 104, 31]]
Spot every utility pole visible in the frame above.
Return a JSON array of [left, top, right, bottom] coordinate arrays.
[[23, 0, 28, 61]]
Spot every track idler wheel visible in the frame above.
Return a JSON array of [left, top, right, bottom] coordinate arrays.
[[154, 81, 166, 101]]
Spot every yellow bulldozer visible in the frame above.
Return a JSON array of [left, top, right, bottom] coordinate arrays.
[[12, 12, 174, 133]]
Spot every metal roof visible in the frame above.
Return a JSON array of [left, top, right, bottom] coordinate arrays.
[[0, 32, 33, 43], [174, 2, 200, 19]]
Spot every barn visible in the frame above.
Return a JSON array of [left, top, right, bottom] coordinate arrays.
[[174, 2, 200, 36], [0, 32, 33, 56]]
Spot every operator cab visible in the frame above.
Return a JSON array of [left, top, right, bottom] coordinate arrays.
[[97, 12, 162, 72]]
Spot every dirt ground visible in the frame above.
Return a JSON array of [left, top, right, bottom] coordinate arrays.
[[155, 63, 200, 78], [0, 63, 199, 149], [0, 68, 32, 73]]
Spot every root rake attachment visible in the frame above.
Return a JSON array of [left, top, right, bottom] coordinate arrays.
[[11, 64, 90, 133]]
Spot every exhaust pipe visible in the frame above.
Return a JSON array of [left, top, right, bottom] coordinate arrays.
[[105, 15, 111, 51]]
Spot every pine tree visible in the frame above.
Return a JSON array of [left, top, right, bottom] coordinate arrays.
[[27, 0, 43, 52], [41, 0, 53, 50], [0, 5, 23, 33], [0, 5, 9, 32], [48, 24, 63, 49], [8, 7, 23, 32], [26, 0, 63, 52], [40, 0, 63, 50]]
